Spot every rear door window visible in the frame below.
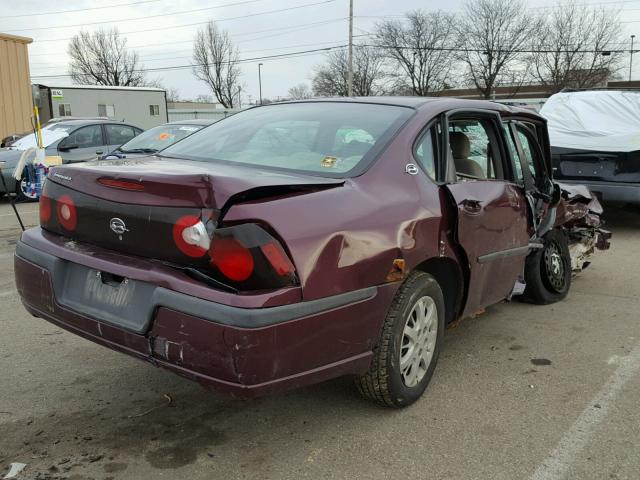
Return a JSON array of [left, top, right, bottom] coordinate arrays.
[[448, 118, 504, 181], [106, 124, 138, 145]]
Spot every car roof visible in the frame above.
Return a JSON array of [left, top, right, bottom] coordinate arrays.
[[47, 119, 140, 128], [165, 119, 215, 126], [275, 96, 544, 121]]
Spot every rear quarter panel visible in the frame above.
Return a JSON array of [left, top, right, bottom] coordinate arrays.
[[223, 113, 460, 301]]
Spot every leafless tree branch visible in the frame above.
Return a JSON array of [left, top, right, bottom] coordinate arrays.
[[68, 28, 146, 86], [312, 46, 386, 97], [375, 10, 460, 95], [192, 21, 241, 109], [456, 0, 541, 99]]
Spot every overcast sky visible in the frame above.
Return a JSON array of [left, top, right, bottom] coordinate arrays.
[[3, 0, 640, 103]]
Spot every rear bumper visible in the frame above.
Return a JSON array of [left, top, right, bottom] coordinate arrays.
[[15, 229, 396, 397], [558, 179, 640, 204]]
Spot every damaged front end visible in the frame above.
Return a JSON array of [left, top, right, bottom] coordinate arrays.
[[554, 182, 611, 273]]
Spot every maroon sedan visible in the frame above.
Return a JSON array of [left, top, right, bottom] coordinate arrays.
[[14, 98, 609, 407]]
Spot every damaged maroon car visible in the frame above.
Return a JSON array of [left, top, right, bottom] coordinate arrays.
[[14, 98, 610, 407]]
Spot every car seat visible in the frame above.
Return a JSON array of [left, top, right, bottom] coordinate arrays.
[[449, 132, 485, 178]]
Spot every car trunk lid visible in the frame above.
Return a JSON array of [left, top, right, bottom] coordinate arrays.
[[41, 157, 343, 271]]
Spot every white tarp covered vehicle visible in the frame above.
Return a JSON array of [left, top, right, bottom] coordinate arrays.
[[541, 90, 640, 204]]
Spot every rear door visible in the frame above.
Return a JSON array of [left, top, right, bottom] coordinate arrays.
[[105, 124, 140, 153], [443, 111, 530, 316]]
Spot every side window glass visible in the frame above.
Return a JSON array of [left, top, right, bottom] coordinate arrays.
[[106, 125, 137, 145], [414, 128, 436, 180], [448, 119, 503, 181], [516, 127, 539, 184], [502, 124, 524, 184], [63, 125, 103, 148]]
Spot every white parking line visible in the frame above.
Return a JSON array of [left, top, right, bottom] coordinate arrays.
[[0, 289, 16, 298], [0, 252, 13, 259], [530, 343, 640, 480]]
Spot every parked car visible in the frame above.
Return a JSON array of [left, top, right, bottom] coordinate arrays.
[[541, 89, 640, 204], [102, 119, 214, 159], [0, 119, 143, 201], [14, 98, 609, 407]]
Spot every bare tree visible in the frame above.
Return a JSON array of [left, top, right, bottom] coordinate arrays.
[[165, 87, 181, 102], [530, 1, 623, 92], [457, 0, 540, 99], [287, 83, 313, 100], [312, 46, 386, 97], [192, 21, 241, 109], [194, 94, 214, 103], [68, 28, 145, 86], [375, 10, 459, 95]]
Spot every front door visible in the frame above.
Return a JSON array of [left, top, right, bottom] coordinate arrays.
[[443, 113, 530, 316], [58, 124, 105, 163]]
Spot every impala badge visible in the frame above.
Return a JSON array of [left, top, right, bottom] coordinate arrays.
[[109, 218, 129, 240]]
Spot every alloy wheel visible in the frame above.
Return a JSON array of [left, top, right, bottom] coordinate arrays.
[[400, 296, 438, 388]]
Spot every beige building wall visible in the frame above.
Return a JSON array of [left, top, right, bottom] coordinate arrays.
[[0, 33, 33, 140]]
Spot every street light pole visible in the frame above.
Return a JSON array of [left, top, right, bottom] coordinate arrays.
[[630, 35, 636, 82], [347, 0, 354, 97], [258, 63, 263, 105]]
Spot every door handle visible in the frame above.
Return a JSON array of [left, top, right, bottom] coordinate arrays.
[[460, 198, 482, 214]]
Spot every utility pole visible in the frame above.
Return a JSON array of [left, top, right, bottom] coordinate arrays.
[[347, 0, 354, 97], [237, 86, 242, 108], [258, 63, 264, 105], [630, 35, 636, 82]]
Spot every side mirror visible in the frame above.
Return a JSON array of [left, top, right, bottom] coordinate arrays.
[[58, 144, 78, 152]]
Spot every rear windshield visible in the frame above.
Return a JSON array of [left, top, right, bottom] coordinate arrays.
[[119, 124, 205, 153], [161, 102, 413, 177]]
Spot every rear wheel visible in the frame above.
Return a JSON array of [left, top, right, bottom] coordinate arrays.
[[355, 271, 445, 408], [520, 228, 572, 305]]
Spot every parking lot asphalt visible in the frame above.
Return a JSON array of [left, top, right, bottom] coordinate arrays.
[[0, 198, 638, 480]]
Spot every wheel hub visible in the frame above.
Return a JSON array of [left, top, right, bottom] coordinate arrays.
[[400, 296, 438, 388], [543, 241, 566, 293]]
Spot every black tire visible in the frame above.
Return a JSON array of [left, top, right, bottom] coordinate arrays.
[[520, 228, 572, 305], [355, 271, 445, 408], [15, 176, 38, 203]]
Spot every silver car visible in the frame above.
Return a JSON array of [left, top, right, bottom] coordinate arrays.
[[0, 119, 142, 201]]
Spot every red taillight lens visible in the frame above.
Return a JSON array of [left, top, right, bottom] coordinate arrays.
[[172, 215, 208, 258], [98, 177, 145, 191], [210, 236, 254, 282], [39, 195, 52, 223], [260, 242, 295, 276], [56, 194, 77, 231]]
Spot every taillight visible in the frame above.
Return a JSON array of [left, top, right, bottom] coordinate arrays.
[[172, 215, 208, 258], [260, 242, 295, 276], [210, 236, 254, 281], [39, 195, 52, 223], [56, 194, 77, 231], [172, 219, 297, 290]]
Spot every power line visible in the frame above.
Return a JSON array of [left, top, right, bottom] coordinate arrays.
[[0, 0, 162, 19], [30, 36, 367, 72], [28, 17, 346, 57], [31, 0, 337, 43], [5, 0, 269, 33], [31, 45, 349, 79], [30, 38, 629, 79]]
